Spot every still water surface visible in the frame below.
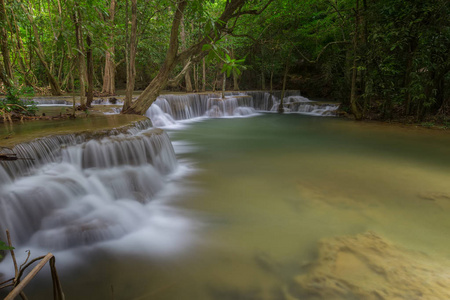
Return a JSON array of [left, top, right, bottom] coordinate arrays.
[[8, 113, 450, 299]]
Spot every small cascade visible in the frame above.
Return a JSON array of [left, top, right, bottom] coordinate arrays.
[[145, 98, 176, 127], [289, 103, 340, 116], [91, 98, 124, 105], [70, 129, 177, 174], [29, 97, 73, 105], [205, 96, 255, 117], [270, 94, 340, 116], [146, 91, 338, 126], [0, 119, 153, 179], [0, 123, 176, 249], [158, 94, 209, 120], [0, 135, 80, 180]]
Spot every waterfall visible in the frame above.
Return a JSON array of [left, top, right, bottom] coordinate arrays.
[[0, 124, 178, 250], [146, 91, 339, 126], [0, 119, 153, 179], [26, 97, 73, 105], [0, 91, 339, 250]]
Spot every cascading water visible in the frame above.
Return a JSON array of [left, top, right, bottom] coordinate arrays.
[[142, 91, 339, 127], [0, 90, 341, 299], [1, 91, 338, 249], [0, 123, 178, 250], [4, 90, 450, 300], [27, 91, 339, 126], [3, 90, 331, 251]]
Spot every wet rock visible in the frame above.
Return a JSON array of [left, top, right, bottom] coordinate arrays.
[[285, 232, 450, 300]]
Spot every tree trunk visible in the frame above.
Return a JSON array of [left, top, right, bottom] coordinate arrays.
[[261, 69, 266, 90], [0, 61, 10, 88], [86, 34, 94, 107], [202, 57, 206, 92], [124, 0, 137, 111], [122, 0, 273, 115], [180, 15, 193, 92], [122, 0, 188, 115], [194, 63, 199, 91], [231, 48, 239, 91], [221, 72, 226, 98], [404, 54, 413, 115], [233, 71, 239, 91], [278, 48, 292, 114], [69, 60, 76, 117], [268, 70, 274, 108], [73, 7, 86, 109], [349, 0, 362, 120], [101, 0, 116, 95], [0, 0, 14, 86]]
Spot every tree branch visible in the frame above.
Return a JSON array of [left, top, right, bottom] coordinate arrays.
[[230, 0, 275, 18], [296, 41, 349, 63]]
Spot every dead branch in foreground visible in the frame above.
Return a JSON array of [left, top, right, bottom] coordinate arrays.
[[0, 229, 64, 300]]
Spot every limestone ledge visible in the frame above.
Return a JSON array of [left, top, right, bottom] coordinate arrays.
[[0, 114, 152, 148], [285, 231, 450, 300]]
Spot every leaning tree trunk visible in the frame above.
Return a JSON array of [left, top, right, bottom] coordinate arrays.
[[121, 0, 188, 115], [122, 0, 274, 115], [101, 0, 116, 95]]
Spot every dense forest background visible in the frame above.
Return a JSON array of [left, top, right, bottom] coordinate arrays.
[[0, 0, 449, 122]]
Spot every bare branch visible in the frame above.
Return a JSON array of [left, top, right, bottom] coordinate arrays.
[[6, 230, 18, 281], [19, 251, 31, 270]]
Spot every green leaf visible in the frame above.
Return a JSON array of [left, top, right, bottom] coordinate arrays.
[[202, 44, 212, 51], [0, 240, 13, 259]]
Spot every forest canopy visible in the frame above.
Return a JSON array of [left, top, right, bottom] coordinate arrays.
[[0, 0, 449, 122]]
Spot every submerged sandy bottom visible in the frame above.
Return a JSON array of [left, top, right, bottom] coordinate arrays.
[[2, 114, 450, 300]]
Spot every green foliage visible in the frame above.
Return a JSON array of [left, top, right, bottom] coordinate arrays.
[[0, 0, 448, 121], [0, 87, 38, 117], [203, 39, 246, 78], [0, 240, 13, 259], [221, 54, 246, 78], [20, 86, 35, 96]]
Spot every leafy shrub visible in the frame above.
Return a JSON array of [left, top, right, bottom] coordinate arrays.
[[19, 86, 35, 96], [0, 87, 38, 119]]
